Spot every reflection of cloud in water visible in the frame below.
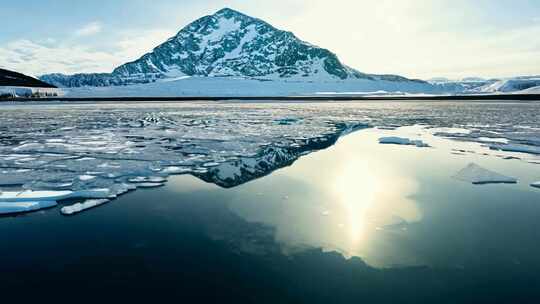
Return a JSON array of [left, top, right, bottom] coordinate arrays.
[[331, 148, 421, 254], [227, 129, 422, 266]]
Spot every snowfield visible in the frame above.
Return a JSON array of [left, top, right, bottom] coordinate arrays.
[[61, 76, 446, 98]]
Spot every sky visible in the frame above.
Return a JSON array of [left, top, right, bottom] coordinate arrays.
[[1, 0, 539, 79]]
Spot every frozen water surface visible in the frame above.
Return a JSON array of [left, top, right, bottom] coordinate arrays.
[[0, 101, 539, 215]]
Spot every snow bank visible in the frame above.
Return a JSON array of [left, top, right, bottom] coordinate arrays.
[[136, 182, 165, 188], [128, 176, 167, 183], [61, 199, 110, 215], [378, 137, 430, 147], [0, 201, 57, 215], [62, 77, 445, 98], [489, 144, 540, 155], [0, 190, 73, 202], [454, 163, 517, 185]]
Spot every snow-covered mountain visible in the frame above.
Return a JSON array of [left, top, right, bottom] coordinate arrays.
[[113, 8, 366, 81], [471, 76, 540, 94], [427, 76, 540, 94], [40, 8, 434, 93], [0, 68, 55, 88]]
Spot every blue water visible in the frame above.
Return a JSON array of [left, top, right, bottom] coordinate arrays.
[[2, 124, 540, 303]]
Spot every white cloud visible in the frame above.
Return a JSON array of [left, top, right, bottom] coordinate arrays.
[[0, 29, 175, 76], [74, 21, 103, 37], [279, 0, 540, 79]]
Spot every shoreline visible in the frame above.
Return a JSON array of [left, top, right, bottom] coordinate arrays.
[[2, 93, 540, 103]]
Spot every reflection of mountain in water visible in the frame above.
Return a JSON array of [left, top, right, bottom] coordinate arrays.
[[195, 122, 368, 188], [3, 177, 538, 303]]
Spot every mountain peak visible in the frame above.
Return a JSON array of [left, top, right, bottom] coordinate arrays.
[[214, 7, 244, 17], [41, 9, 425, 87]]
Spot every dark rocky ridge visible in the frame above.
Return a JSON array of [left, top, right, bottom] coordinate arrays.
[[0, 68, 56, 88]]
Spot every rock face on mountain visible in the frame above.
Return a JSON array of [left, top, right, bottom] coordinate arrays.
[[40, 8, 427, 88], [114, 8, 365, 81], [0, 68, 56, 88]]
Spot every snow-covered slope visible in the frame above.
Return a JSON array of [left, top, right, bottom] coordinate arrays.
[[40, 8, 439, 95], [472, 77, 540, 94], [63, 76, 448, 97], [113, 8, 365, 81]]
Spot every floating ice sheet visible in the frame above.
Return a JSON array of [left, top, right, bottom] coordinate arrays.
[[378, 137, 430, 147], [454, 163, 517, 185], [0, 201, 57, 215], [61, 199, 110, 215], [531, 181, 540, 189], [489, 144, 540, 155], [0, 190, 73, 202], [136, 182, 165, 188]]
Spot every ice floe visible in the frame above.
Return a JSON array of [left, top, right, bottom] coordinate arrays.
[[378, 137, 430, 147], [128, 176, 167, 183], [61, 199, 110, 215], [0, 201, 57, 215], [454, 163, 517, 185], [0, 190, 73, 202], [136, 183, 165, 188], [531, 181, 540, 189], [489, 144, 540, 155]]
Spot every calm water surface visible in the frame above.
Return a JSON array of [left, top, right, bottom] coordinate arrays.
[[2, 123, 540, 302]]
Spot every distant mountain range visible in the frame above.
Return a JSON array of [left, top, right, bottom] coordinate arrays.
[[39, 8, 429, 89], [0, 68, 56, 88], [428, 76, 540, 94]]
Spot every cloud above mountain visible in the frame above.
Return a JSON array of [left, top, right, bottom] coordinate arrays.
[[0, 29, 174, 76], [74, 21, 103, 37], [1, 0, 540, 78]]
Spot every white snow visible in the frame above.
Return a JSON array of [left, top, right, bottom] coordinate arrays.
[[454, 163, 517, 185], [136, 182, 165, 188], [60, 199, 110, 215], [0, 201, 57, 215], [471, 77, 540, 94], [0, 190, 73, 202], [519, 86, 540, 94], [62, 76, 444, 98], [489, 144, 540, 155], [162, 166, 191, 174], [378, 137, 430, 147], [128, 176, 167, 183]]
